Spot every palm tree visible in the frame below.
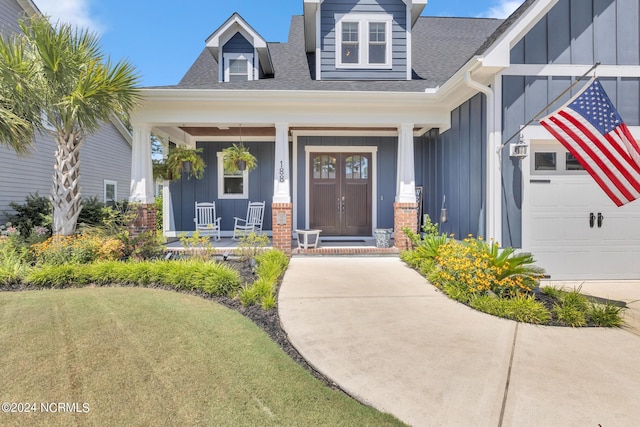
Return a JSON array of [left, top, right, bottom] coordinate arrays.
[[0, 32, 42, 154], [0, 16, 140, 235]]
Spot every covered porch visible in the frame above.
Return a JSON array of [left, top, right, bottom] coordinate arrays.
[[130, 89, 454, 253]]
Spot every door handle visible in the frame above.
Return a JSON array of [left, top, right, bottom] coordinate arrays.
[[337, 198, 341, 213], [598, 213, 604, 228], [589, 213, 595, 228], [341, 196, 345, 213]]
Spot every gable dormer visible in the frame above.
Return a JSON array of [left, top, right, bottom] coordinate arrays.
[[304, 0, 427, 81], [205, 13, 274, 83]]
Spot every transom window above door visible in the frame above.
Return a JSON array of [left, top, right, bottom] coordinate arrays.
[[335, 14, 392, 69]]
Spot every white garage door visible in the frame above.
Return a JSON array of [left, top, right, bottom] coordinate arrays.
[[523, 142, 640, 280]]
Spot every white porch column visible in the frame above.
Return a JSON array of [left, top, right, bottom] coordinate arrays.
[[129, 124, 155, 204], [273, 123, 291, 203], [395, 123, 416, 203]]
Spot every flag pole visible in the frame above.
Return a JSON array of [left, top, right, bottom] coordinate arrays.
[[498, 62, 601, 152]]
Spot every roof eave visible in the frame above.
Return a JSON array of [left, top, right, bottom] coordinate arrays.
[[479, 0, 560, 68], [16, 0, 41, 16]]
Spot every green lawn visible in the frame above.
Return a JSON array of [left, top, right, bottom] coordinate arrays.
[[0, 287, 404, 426]]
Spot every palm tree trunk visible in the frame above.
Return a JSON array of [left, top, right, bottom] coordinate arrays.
[[51, 132, 83, 236]]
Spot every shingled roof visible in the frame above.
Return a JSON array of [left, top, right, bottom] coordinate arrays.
[[150, 14, 504, 92]]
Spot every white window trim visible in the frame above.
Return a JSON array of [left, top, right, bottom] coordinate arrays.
[[335, 13, 393, 69], [223, 52, 255, 82], [103, 180, 117, 203], [217, 152, 249, 199]]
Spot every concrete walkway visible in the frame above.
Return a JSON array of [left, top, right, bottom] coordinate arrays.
[[278, 257, 640, 427]]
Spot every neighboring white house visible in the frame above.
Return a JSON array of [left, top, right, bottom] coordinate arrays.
[[0, 0, 132, 223], [131, 0, 640, 280]]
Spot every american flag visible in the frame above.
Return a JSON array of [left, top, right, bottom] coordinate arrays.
[[539, 78, 640, 207]]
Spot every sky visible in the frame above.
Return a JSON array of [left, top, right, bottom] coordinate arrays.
[[32, 0, 523, 87]]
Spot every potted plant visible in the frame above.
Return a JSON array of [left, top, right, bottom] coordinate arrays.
[[164, 145, 206, 180], [222, 143, 257, 173], [152, 159, 171, 181]]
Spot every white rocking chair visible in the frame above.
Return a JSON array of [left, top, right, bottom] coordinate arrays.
[[194, 201, 221, 240], [232, 201, 265, 239]]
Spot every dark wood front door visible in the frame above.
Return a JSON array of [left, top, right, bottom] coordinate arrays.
[[309, 152, 372, 236]]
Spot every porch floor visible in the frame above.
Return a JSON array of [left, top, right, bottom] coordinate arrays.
[[164, 237, 399, 256]]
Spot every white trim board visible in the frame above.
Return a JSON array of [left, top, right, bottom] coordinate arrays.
[[501, 64, 640, 77]]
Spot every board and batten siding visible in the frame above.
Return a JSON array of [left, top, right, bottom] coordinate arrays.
[[416, 93, 486, 240], [296, 135, 397, 230], [501, 76, 640, 247], [320, 0, 408, 80], [222, 32, 253, 54], [169, 141, 275, 233], [501, 0, 640, 247], [511, 0, 640, 65]]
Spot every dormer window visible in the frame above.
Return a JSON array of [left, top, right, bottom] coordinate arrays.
[[205, 13, 274, 83], [335, 14, 392, 69], [224, 53, 254, 82]]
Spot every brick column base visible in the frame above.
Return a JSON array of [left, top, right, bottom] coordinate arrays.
[[271, 203, 293, 255], [129, 204, 157, 238], [394, 202, 418, 250]]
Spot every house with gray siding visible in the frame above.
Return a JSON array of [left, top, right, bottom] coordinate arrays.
[[0, 0, 132, 224], [133, 0, 640, 280]]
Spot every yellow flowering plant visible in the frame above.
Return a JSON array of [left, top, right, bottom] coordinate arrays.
[[404, 234, 544, 300]]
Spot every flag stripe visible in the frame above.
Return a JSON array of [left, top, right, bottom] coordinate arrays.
[[546, 114, 637, 202], [557, 110, 640, 195], [619, 123, 640, 167], [541, 119, 625, 206], [539, 78, 640, 207]]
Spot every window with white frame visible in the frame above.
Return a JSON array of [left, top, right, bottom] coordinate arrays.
[[104, 180, 117, 204], [335, 14, 392, 68], [217, 152, 249, 199], [224, 53, 254, 82]]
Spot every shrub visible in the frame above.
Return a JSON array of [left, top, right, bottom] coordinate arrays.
[[588, 302, 625, 327], [154, 194, 163, 231], [502, 294, 550, 324], [553, 303, 587, 327], [23, 259, 242, 295], [429, 237, 543, 298], [238, 250, 288, 309], [120, 231, 164, 261], [5, 193, 51, 238], [0, 237, 30, 286], [469, 294, 550, 324], [178, 231, 214, 261], [77, 196, 108, 227], [235, 232, 270, 261]]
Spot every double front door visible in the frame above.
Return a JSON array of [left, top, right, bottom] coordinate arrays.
[[309, 152, 372, 236]]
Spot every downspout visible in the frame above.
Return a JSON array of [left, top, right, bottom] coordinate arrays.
[[463, 69, 499, 242]]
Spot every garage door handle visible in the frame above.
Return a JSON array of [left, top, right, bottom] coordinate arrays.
[[598, 213, 604, 228], [590, 213, 595, 228]]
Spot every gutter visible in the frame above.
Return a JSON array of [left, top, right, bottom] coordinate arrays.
[[463, 65, 500, 242]]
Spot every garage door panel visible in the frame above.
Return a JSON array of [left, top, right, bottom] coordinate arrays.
[[530, 219, 589, 243], [526, 150, 640, 279], [531, 248, 595, 278]]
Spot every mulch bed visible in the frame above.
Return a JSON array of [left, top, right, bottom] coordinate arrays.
[[210, 259, 342, 390]]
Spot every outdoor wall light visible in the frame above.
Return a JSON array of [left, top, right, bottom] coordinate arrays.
[[510, 135, 528, 159]]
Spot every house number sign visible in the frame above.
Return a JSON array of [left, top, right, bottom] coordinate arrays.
[[279, 161, 285, 183]]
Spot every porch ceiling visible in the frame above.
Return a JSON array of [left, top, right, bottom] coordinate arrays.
[[179, 126, 276, 137], [178, 126, 420, 137]]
